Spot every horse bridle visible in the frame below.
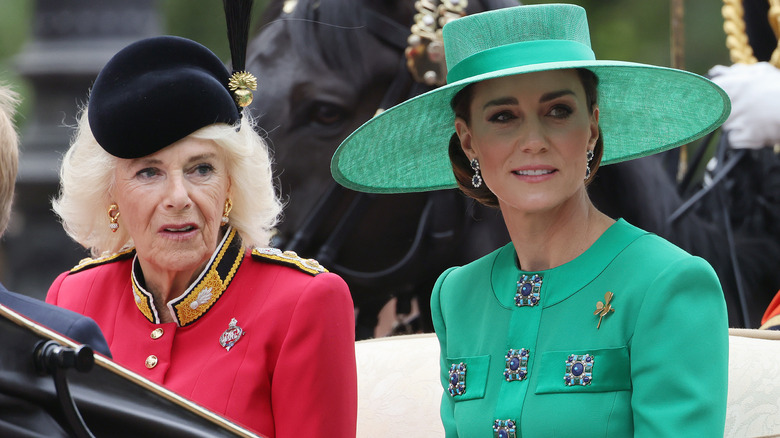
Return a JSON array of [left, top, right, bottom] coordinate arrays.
[[282, 2, 471, 292]]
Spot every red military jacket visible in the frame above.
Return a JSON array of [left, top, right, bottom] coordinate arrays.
[[47, 229, 357, 437]]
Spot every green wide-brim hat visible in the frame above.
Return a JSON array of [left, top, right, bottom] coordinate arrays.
[[331, 3, 731, 193]]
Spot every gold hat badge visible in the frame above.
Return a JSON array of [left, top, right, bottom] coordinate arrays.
[[594, 291, 615, 329], [228, 71, 258, 107]]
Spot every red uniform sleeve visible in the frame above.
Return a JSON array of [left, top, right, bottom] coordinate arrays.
[[46, 272, 68, 306], [270, 272, 357, 437]]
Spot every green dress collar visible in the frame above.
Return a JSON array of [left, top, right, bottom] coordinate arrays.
[[490, 219, 645, 309]]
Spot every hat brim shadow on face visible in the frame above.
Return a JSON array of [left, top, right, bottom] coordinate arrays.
[[329, 4, 731, 194]]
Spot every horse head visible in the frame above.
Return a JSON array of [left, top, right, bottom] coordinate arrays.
[[246, 0, 516, 234], [246, 0, 516, 337], [247, 0, 410, 233]]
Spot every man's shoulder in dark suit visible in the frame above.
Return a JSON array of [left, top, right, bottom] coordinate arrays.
[[0, 284, 111, 358]]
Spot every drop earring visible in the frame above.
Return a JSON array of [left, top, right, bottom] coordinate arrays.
[[108, 204, 120, 232], [585, 150, 594, 180], [221, 199, 233, 226], [470, 158, 482, 188]]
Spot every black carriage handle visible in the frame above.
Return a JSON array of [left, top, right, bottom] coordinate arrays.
[[34, 340, 97, 438]]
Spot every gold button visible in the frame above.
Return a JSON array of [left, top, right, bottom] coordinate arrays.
[[150, 328, 164, 339], [145, 355, 158, 369]]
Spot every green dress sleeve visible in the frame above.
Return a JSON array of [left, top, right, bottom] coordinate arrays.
[[630, 256, 728, 437], [431, 267, 459, 437]]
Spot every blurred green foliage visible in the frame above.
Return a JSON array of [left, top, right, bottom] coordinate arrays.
[[0, 0, 34, 125], [0, 1, 32, 62], [162, 0, 270, 62], [522, 0, 730, 74]]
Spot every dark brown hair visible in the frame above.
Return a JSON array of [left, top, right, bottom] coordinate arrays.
[[448, 68, 604, 208]]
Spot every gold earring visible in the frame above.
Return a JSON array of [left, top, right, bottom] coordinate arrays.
[[108, 204, 120, 232], [221, 199, 233, 226]]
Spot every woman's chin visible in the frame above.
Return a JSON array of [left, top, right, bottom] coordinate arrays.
[[141, 244, 212, 275]]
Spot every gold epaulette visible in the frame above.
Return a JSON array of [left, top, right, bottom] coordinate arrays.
[[69, 248, 135, 274], [251, 248, 328, 276]]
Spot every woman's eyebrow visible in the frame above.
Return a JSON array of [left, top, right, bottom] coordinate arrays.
[[539, 89, 575, 103], [185, 153, 217, 163], [131, 157, 162, 166], [482, 96, 518, 110], [128, 153, 217, 167], [482, 89, 575, 110]]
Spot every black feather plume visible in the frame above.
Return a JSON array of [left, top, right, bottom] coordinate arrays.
[[223, 0, 254, 73]]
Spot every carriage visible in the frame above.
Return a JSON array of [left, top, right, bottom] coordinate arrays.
[[2, 0, 779, 436]]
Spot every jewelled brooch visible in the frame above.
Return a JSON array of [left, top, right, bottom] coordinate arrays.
[[492, 419, 517, 438], [504, 348, 529, 381], [515, 274, 542, 307], [219, 318, 246, 351], [448, 362, 467, 396], [564, 354, 594, 386]]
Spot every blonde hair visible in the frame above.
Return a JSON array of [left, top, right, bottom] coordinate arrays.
[[53, 109, 282, 257], [0, 84, 20, 236]]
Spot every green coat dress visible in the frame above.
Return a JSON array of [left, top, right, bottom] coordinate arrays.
[[431, 219, 728, 437]]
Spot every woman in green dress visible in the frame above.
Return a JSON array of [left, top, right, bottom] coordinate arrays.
[[332, 4, 730, 436]]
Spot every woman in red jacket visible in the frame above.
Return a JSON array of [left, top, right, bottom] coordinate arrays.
[[45, 12, 357, 437]]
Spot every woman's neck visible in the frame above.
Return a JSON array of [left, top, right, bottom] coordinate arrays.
[[138, 260, 207, 324], [501, 190, 613, 272]]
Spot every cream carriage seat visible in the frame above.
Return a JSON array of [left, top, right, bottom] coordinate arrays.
[[355, 330, 780, 438]]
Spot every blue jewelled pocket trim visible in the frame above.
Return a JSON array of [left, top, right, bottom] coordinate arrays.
[[493, 419, 517, 438], [448, 362, 467, 396], [564, 354, 594, 386], [444, 355, 490, 400], [535, 347, 631, 394], [504, 348, 529, 381], [515, 274, 542, 307]]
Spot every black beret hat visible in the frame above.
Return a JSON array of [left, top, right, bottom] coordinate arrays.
[[88, 36, 241, 159]]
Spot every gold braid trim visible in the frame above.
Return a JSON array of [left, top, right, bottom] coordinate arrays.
[[722, 0, 758, 64], [722, 0, 780, 67], [70, 248, 135, 273], [251, 248, 328, 275], [769, 0, 780, 66]]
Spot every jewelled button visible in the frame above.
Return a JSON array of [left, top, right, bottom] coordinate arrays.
[[564, 354, 594, 386], [493, 419, 516, 438], [515, 274, 542, 307], [504, 348, 529, 381], [145, 355, 158, 369], [448, 362, 467, 396], [150, 328, 164, 339]]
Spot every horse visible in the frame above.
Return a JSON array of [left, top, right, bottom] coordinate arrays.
[[245, 0, 780, 337]]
